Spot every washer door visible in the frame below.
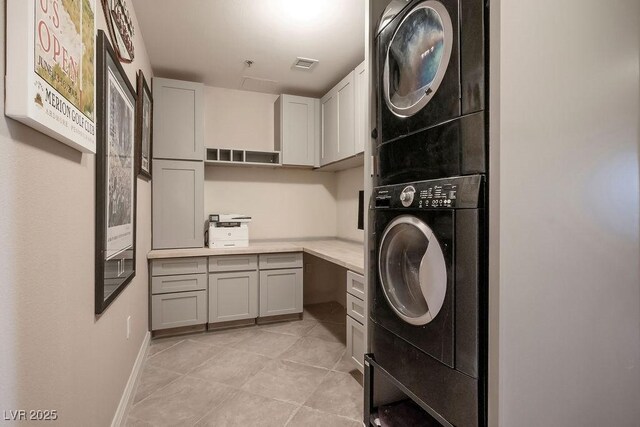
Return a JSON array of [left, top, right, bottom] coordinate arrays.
[[378, 215, 447, 325], [383, 1, 453, 118]]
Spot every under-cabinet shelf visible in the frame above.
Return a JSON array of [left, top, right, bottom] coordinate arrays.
[[205, 148, 281, 167]]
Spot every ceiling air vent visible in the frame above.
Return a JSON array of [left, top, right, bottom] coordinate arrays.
[[293, 57, 319, 71]]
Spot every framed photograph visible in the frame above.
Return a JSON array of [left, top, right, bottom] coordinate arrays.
[[5, 0, 97, 153], [95, 30, 137, 315], [135, 71, 153, 179]]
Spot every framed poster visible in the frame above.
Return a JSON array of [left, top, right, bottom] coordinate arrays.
[[135, 71, 152, 179], [95, 30, 137, 315], [5, 0, 97, 153]]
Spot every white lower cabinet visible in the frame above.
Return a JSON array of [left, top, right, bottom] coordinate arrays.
[[151, 290, 207, 330], [346, 315, 365, 373], [150, 258, 208, 332], [152, 252, 304, 331], [346, 270, 366, 373], [259, 268, 303, 317], [209, 271, 259, 323]]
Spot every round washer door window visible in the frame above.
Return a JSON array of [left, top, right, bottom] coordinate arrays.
[[378, 215, 447, 325], [383, 1, 453, 118]]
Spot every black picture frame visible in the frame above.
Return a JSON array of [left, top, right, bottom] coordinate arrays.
[[135, 70, 153, 179], [95, 30, 137, 315]]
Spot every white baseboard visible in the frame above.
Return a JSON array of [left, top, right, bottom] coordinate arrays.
[[111, 331, 151, 427]]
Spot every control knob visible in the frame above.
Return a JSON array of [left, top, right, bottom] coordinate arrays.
[[400, 186, 416, 207]]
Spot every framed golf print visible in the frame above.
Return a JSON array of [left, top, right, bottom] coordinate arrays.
[[5, 0, 97, 153], [95, 30, 137, 314]]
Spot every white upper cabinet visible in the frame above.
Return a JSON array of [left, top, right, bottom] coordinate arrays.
[[153, 78, 204, 161], [354, 60, 367, 155], [337, 71, 356, 160], [320, 90, 339, 165], [320, 64, 366, 167], [275, 95, 319, 167]]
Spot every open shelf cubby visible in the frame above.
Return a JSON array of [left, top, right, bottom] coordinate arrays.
[[205, 148, 280, 167]]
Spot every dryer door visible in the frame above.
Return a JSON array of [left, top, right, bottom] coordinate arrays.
[[378, 215, 447, 325], [383, 1, 454, 118]]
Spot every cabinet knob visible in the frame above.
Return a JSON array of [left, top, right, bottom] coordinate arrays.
[[371, 128, 378, 139]]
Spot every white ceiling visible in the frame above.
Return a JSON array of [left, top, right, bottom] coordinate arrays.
[[131, 0, 366, 97]]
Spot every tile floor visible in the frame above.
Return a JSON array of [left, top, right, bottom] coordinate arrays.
[[126, 302, 363, 427]]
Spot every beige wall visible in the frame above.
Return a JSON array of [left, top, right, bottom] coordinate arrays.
[[490, 0, 640, 425], [203, 85, 367, 241], [336, 166, 365, 242], [0, 2, 153, 426], [204, 86, 279, 152], [204, 166, 338, 240]]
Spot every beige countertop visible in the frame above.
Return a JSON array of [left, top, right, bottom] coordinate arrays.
[[147, 238, 365, 275]]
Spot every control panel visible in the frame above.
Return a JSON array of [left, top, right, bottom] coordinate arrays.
[[373, 175, 483, 209]]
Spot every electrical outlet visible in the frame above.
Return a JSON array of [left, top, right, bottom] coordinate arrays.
[[126, 316, 131, 339]]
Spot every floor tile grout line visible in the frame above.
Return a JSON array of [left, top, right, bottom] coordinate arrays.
[[180, 344, 231, 378], [189, 387, 241, 427], [184, 354, 269, 390], [283, 404, 304, 426], [129, 371, 186, 410], [144, 360, 187, 377], [297, 365, 334, 410], [147, 341, 224, 377], [298, 405, 364, 424], [238, 359, 332, 407], [299, 368, 364, 421], [229, 331, 302, 359], [146, 339, 185, 360]]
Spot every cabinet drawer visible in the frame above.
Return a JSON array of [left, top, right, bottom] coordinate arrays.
[[209, 255, 258, 272], [346, 315, 365, 373], [209, 271, 259, 323], [258, 252, 303, 270], [151, 257, 207, 276], [151, 273, 207, 295], [151, 290, 207, 331], [346, 270, 365, 300], [347, 293, 366, 324]]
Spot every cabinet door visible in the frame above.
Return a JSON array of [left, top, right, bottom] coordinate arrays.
[[151, 290, 207, 331], [153, 78, 204, 161], [320, 90, 338, 166], [337, 71, 356, 160], [346, 315, 365, 373], [209, 271, 259, 323], [152, 159, 204, 249], [259, 268, 303, 317], [354, 61, 367, 155], [279, 95, 317, 166]]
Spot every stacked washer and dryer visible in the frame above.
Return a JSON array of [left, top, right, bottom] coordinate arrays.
[[367, 1, 488, 426]]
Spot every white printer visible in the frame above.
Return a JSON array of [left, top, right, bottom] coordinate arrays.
[[208, 214, 252, 248]]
